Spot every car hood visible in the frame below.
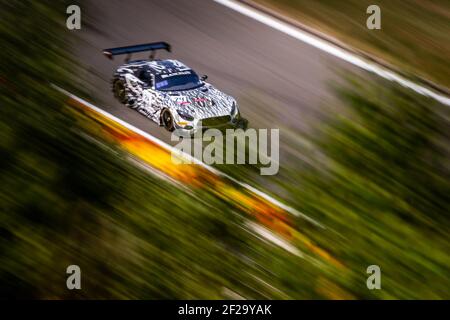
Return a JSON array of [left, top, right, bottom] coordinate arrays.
[[160, 84, 235, 119]]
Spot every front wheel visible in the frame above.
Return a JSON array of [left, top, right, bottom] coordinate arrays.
[[236, 117, 248, 130], [161, 109, 175, 132]]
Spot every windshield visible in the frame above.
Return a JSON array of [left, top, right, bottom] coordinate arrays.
[[155, 72, 203, 91]]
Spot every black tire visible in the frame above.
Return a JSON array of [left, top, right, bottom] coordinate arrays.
[[237, 117, 249, 130], [112, 78, 128, 104], [161, 109, 175, 132]]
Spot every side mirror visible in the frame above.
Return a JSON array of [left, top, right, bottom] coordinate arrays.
[[201, 75, 208, 81]]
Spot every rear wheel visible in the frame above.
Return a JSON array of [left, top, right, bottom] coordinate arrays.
[[161, 109, 175, 132], [113, 78, 128, 104]]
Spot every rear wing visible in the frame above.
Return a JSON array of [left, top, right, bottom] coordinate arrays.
[[102, 42, 171, 61]]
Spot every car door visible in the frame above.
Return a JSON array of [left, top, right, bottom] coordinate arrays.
[[136, 70, 162, 122]]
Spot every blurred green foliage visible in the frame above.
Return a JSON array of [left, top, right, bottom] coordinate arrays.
[[282, 76, 450, 299]]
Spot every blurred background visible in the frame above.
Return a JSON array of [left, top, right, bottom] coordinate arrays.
[[0, 0, 449, 299]]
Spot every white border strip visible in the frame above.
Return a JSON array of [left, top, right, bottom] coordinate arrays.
[[213, 0, 450, 107], [56, 86, 324, 228]]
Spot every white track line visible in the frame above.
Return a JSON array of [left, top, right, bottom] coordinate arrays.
[[247, 221, 304, 257], [55, 86, 324, 228], [214, 0, 450, 107]]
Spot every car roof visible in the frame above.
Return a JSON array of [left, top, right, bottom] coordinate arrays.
[[125, 59, 194, 76]]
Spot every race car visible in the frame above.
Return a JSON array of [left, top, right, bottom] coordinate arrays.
[[103, 42, 247, 135]]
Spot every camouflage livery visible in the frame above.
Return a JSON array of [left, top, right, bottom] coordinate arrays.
[[110, 57, 246, 135]]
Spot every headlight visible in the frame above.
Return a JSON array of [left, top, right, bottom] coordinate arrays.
[[176, 109, 194, 121], [230, 101, 239, 117]]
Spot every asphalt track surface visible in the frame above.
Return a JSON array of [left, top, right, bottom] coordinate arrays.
[[76, 0, 355, 144]]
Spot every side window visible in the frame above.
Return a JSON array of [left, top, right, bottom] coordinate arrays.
[[138, 70, 153, 87]]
